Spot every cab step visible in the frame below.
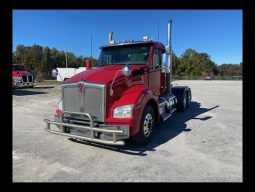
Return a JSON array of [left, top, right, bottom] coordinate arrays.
[[161, 108, 176, 121]]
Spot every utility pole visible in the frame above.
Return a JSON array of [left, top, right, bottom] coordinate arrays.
[[65, 51, 68, 68]]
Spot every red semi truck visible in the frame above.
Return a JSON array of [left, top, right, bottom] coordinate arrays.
[[44, 19, 191, 145], [12, 64, 35, 88]]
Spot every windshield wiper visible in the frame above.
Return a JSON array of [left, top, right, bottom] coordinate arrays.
[[97, 64, 111, 67], [97, 63, 125, 67]]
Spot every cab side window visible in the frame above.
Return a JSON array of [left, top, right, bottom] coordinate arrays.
[[152, 48, 162, 68]]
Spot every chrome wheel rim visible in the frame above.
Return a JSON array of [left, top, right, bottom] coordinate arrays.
[[143, 113, 153, 138]]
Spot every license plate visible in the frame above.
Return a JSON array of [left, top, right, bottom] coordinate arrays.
[[70, 128, 90, 137]]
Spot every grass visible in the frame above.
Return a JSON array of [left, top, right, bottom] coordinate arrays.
[[35, 80, 62, 85], [173, 76, 242, 80]]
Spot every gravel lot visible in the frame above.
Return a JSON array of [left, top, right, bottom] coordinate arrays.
[[13, 80, 242, 182]]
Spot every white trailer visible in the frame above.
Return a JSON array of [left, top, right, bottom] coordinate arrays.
[[56, 67, 87, 81]]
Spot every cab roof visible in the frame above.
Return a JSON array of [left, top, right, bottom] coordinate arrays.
[[100, 41, 165, 50]]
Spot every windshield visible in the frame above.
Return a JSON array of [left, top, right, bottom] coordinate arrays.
[[98, 45, 150, 66], [13, 65, 26, 71]]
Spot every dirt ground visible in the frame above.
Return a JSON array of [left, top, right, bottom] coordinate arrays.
[[13, 80, 242, 182]]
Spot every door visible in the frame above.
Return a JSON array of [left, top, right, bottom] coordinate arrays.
[[148, 48, 162, 96]]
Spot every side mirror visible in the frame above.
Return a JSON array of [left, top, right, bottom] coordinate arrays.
[[51, 68, 58, 78], [161, 53, 170, 73], [121, 65, 132, 77]]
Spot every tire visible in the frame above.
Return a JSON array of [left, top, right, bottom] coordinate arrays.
[[132, 105, 155, 145], [177, 90, 187, 112], [186, 89, 191, 107]]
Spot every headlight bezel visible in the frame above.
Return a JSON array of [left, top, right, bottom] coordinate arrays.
[[113, 104, 133, 118], [13, 76, 22, 81], [58, 98, 63, 111]]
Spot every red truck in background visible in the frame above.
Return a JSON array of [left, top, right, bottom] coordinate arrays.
[[13, 64, 35, 89], [204, 73, 212, 80], [44, 19, 192, 146]]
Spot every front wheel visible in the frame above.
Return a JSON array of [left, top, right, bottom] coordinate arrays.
[[132, 105, 155, 145]]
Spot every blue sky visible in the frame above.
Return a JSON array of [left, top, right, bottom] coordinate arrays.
[[13, 10, 242, 65]]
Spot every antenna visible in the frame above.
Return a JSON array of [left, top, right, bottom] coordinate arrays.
[[90, 34, 92, 58], [158, 22, 159, 41]]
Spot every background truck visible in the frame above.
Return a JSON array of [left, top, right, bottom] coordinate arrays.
[[44, 19, 192, 146], [12, 64, 35, 88]]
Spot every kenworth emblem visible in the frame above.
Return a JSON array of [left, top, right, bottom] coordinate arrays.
[[77, 81, 84, 93]]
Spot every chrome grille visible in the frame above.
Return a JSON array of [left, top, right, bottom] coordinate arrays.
[[22, 75, 33, 82], [28, 76, 32, 82], [62, 82, 105, 122], [22, 75, 27, 82], [62, 84, 80, 112]]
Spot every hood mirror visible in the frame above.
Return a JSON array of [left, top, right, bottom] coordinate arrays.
[[110, 65, 132, 96], [51, 68, 58, 78], [121, 65, 132, 77]]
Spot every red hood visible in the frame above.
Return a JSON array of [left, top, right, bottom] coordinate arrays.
[[65, 65, 145, 84], [12, 70, 32, 76]]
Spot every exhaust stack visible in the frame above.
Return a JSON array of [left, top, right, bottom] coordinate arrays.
[[165, 19, 172, 95], [108, 32, 114, 44], [85, 58, 91, 70]]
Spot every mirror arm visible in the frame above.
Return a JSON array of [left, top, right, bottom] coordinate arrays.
[[109, 70, 122, 96]]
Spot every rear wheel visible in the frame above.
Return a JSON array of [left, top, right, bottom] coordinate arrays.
[[186, 89, 191, 107], [177, 91, 187, 112], [132, 105, 155, 145]]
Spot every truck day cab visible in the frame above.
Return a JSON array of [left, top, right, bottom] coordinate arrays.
[[13, 64, 35, 88], [44, 20, 191, 145]]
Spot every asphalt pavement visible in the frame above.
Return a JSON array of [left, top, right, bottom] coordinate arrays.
[[13, 80, 242, 182]]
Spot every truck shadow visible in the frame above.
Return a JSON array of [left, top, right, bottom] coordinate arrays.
[[32, 86, 55, 89], [69, 101, 219, 156], [13, 89, 47, 96], [125, 102, 219, 155]]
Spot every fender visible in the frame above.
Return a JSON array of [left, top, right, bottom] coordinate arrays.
[[106, 84, 158, 136], [172, 86, 190, 98], [172, 86, 191, 108]]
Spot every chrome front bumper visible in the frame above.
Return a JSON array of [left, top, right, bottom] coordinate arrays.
[[44, 111, 129, 146], [14, 82, 35, 88]]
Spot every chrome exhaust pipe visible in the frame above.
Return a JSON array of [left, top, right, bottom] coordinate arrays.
[[165, 19, 172, 95], [108, 32, 113, 44]]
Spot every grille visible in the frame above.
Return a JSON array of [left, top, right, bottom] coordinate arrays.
[[62, 82, 105, 122], [22, 76, 27, 82], [22, 75, 33, 82]]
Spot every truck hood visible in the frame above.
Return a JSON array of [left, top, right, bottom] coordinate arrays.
[[65, 65, 145, 84], [12, 71, 32, 76]]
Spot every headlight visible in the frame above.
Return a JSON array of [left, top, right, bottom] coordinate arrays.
[[13, 76, 22, 81], [113, 104, 133, 118], [58, 98, 63, 110]]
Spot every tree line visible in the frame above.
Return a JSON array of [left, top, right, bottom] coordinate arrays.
[[172, 48, 242, 77], [12, 44, 98, 81], [12, 44, 242, 81]]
